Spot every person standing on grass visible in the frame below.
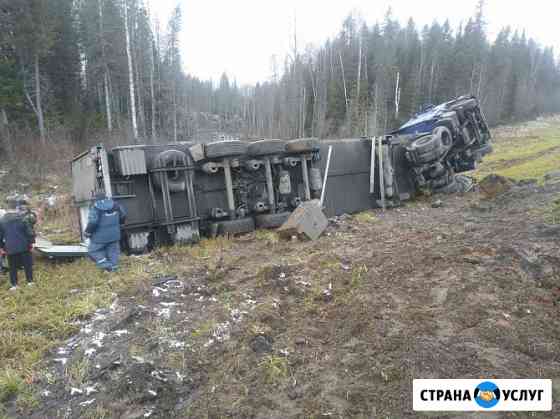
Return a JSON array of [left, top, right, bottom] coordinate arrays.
[[0, 198, 35, 291], [0, 208, 6, 273], [85, 192, 126, 272]]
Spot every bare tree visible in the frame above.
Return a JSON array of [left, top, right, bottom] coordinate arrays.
[[339, 51, 349, 114], [98, 0, 112, 132], [123, 0, 138, 141]]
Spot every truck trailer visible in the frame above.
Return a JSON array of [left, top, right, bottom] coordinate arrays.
[[69, 95, 491, 254]]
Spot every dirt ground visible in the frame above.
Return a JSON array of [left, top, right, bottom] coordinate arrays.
[[10, 173, 558, 418]]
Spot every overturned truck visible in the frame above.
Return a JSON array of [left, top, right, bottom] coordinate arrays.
[[71, 95, 491, 253]]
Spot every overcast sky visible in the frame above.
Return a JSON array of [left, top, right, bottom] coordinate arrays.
[[151, 0, 559, 86]]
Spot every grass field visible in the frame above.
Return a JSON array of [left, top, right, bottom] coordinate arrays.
[[0, 254, 173, 414], [474, 116, 560, 181]]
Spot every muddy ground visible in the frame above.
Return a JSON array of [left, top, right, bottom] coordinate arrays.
[[17, 178, 560, 418]]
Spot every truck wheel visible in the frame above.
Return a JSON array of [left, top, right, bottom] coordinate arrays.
[[286, 138, 320, 153], [247, 139, 287, 156], [412, 147, 444, 165], [433, 177, 459, 194], [455, 175, 474, 193], [407, 134, 442, 155], [427, 163, 447, 179], [205, 141, 248, 159], [255, 212, 291, 229], [432, 126, 453, 149], [431, 173, 452, 189]]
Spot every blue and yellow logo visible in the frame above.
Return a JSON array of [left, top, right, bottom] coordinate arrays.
[[474, 381, 501, 408]]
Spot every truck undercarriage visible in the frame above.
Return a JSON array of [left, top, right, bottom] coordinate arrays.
[[67, 95, 491, 254]]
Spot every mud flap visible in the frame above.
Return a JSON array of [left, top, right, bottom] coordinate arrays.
[[212, 218, 255, 236]]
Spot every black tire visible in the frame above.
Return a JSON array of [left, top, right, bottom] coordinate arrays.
[[286, 138, 320, 153], [434, 118, 458, 136], [431, 173, 451, 189], [455, 175, 474, 193], [152, 150, 187, 193], [433, 178, 459, 194], [413, 147, 444, 165], [255, 212, 291, 229], [427, 163, 447, 179], [216, 218, 255, 235], [205, 141, 248, 159], [407, 134, 442, 154], [247, 139, 287, 156], [432, 126, 453, 149]]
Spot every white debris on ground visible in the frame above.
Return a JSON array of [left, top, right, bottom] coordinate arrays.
[[36, 274, 261, 416], [85, 385, 98, 396], [91, 332, 106, 348], [156, 307, 171, 319], [203, 295, 257, 348]]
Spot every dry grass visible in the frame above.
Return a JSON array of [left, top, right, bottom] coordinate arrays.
[[353, 211, 378, 224], [475, 121, 560, 182], [0, 253, 164, 410]]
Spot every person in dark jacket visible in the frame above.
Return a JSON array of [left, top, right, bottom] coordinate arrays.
[[0, 200, 35, 290], [85, 192, 126, 272]]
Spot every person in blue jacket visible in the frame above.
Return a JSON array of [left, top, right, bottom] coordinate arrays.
[[85, 192, 127, 272], [0, 198, 36, 290]]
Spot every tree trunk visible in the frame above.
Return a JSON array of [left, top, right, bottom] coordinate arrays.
[[308, 65, 317, 137], [35, 54, 46, 145], [134, 48, 147, 139], [301, 86, 306, 138], [99, 0, 112, 132], [0, 107, 12, 154], [123, 0, 138, 141], [357, 33, 362, 101], [363, 43, 369, 136], [394, 71, 401, 119], [150, 40, 157, 142], [339, 51, 349, 115], [104, 72, 113, 132], [172, 88, 177, 142]]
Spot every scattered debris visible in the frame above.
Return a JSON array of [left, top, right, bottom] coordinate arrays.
[[70, 388, 83, 396], [431, 199, 444, 208], [85, 385, 98, 396], [278, 200, 328, 241]]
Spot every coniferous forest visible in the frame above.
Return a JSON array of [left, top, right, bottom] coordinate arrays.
[[1, 0, 560, 151]]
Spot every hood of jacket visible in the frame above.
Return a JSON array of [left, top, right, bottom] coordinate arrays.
[[94, 199, 115, 212]]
